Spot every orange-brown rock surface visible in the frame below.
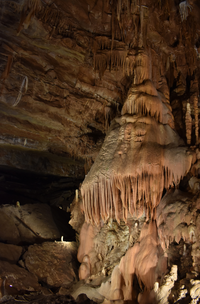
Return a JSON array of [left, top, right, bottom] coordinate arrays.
[[1, 0, 200, 304]]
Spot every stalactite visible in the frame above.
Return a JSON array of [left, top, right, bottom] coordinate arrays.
[[138, 6, 149, 48], [193, 95, 199, 145], [179, 1, 192, 22], [82, 51, 192, 226], [92, 0, 141, 78], [94, 53, 108, 78], [121, 80, 174, 126], [117, 0, 121, 22], [17, 0, 42, 34], [81, 167, 183, 225], [94, 50, 131, 77], [111, 0, 115, 51], [104, 106, 112, 131], [95, 36, 111, 50], [185, 102, 192, 145], [0, 55, 13, 81], [13, 76, 28, 107]]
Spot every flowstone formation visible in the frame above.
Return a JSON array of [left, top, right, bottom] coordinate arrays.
[[81, 50, 192, 225], [70, 49, 200, 304], [1, 0, 200, 303]]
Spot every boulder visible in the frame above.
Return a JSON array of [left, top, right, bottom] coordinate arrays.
[[0, 204, 61, 244], [23, 241, 78, 288], [0, 243, 22, 263], [0, 261, 41, 298]]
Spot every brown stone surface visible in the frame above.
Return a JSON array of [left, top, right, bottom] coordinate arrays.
[[0, 0, 200, 176], [1, 1, 200, 304], [0, 204, 60, 244], [0, 261, 41, 296], [81, 49, 193, 225], [156, 189, 200, 249], [97, 221, 166, 302], [0, 243, 22, 263], [23, 241, 78, 288], [0, 166, 81, 210], [76, 214, 146, 283], [0, 294, 77, 304], [69, 194, 85, 234]]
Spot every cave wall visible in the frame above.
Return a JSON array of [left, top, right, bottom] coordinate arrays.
[[1, 1, 200, 304], [1, 0, 200, 176]]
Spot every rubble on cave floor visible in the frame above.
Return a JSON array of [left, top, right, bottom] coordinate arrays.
[[1, 184, 200, 304]]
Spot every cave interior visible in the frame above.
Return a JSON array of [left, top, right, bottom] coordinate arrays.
[[1, 0, 200, 303]]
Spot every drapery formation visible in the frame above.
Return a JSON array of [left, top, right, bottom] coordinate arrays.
[[81, 50, 193, 225]]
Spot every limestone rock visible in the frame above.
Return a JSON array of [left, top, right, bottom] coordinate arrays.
[[190, 279, 200, 304], [95, 221, 166, 303], [0, 0, 199, 176], [1, 0, 200, 303], [23, 242, 78, 288], [69, 195, 85, 234], [0, 243, 22, 263], [0, 261, 41, 298], [71, 282, 104, 303], [155, 265, 178, 304], [156, 189, 199, 249], [188, 176, 200, 193], [191, 213, 200, 273], [0, 204, 61, 244], [77, 217, 143, 280]]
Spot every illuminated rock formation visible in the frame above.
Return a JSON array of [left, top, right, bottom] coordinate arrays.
[[81, 50, 193, 225], [1, 0, 200, 303], [74, 49, 196, 304]]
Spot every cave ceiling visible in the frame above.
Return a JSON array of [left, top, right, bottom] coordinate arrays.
[[0, 0, 200, 178]]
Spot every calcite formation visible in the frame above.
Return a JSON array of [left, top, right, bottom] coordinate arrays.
[[75, 39, 199, 304], [1, 0, 200, 303], [81, 50, 193, 225]]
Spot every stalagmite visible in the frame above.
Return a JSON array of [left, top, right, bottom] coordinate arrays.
[[97, 221, 166, 301], [81, 50, 193, 225], [0, 55, 13, 81], [193, 95, 199, 145]]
